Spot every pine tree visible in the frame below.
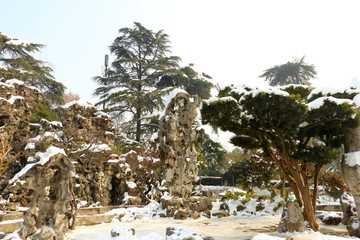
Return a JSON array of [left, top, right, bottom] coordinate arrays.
[[157, 63, 213, 100], [201, 84, 360, 231], [200, 134, 227, 176], [0, 32, 65, 105], [260, 56, 317, 86], [93, 22, 180, 142]]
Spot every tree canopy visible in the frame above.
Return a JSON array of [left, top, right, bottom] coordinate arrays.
[[93, 22, 181, 142], [0, 32, 65, 105], [259, 56, 317, 86], [157, 63, 213, 100], [201, 84, 360, 231]]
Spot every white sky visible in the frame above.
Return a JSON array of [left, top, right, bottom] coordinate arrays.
[[2, 0, 360, 102], [2, 0, 360, 150]]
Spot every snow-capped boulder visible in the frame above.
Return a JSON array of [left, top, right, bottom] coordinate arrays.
[[278, 201, 306, 233], [165, 226, 214, 240], [340, 192, 356, 225]]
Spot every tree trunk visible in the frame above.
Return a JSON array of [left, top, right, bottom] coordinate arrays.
[[136, 108, 141, 142], [299, 185, 319, 231], [342, 127, 360, 221], [280, 164, 319, 231]]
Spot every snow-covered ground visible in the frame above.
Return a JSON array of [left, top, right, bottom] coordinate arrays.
[[3, 187, 353, 240]]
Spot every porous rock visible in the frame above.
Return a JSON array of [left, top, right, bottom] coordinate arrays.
[[278, 201, 306, 233], [346, 216, 360, 237], [340, 192, 356, 225], [166, 226, 215, 240], [19, 152, 75, 240], [110, 227, 135, 240], [158, 92, 204, 198], [321, 214, 342, 225]]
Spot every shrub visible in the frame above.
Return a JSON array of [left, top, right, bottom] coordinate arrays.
[[318, 169, 347, 199]]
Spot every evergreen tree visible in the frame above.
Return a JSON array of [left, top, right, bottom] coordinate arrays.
[[200, 134, 227, 176], [157, 63, 213, 100], [201, 84, 360, 231], [260, 56, 317, 86], [0, 33, 65, 105], [93, 22, 180, 142]]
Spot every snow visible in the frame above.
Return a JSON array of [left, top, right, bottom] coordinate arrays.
[[344, 151, 360, 167], [307, 87, 359, 100], [9, 146, 66, 184], [204, 96, 237, 104], [240, 87, 290, 101], [62, 98, 95, 109], [166, 226, 207, 240], [307, 96, 354, 110], [94, 111, 110, 118], [24, 142, 35, 150], [5, 79, 24, 85], [0, 95, 24, 104], [74, 143, 112, 153], [127, 181, 137, 189], [28, 131, 61, 142], [252, 230, 355, 239], [159, 88, 187, 120], [110, 227, 135, 240]]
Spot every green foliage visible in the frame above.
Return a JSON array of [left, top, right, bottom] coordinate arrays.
[[224, 191, 239, 201], [0, 32, 65, 105], [30, 99, 60, 123], [256, 202, 265, 212], [93, 22, 180, 142], [236, 204, 246, 211], [200, 134, 228, 176], [225, 150, 278, 190], [273, 200, 286, 212], [201, 83, 360, 227], [157, 63, 213, 100], [318, 169, 347, 199], [259, 56, 317, 86]]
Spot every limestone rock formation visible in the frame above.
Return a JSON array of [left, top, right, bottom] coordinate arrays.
[[342, 127, 360, 236], [346, 216, 360, 237], [0, 79, 43, 187], [321, 213, 342, 225], [160, 196, 212, 219], [158, 91, 203, 198], [17, 150, 75, 240], [340, 192, 356, 225], [0, 79, 42, 144], [278, 201, 306, 233]]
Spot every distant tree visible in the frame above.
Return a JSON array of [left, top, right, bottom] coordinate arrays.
[[259, 56, 317, 86], [226, 150, 278, 191], [157, 63, 213, 100], [63, 91, 81, 103], [0, 32, 65, 105], [93, 22, 180, 142], [201, 84, 360, 231], [200, 134, 227, 176]]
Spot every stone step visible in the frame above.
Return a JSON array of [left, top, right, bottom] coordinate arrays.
[[0, 219, 23, 234], [316, 204, 341, 211], [75, 213, 117, 226], [76, 205, 143, 216], [0, 212, 23, 222]]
